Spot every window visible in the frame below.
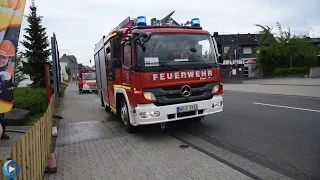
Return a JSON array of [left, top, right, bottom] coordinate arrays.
[[82, 73, 96, 80], [223, 46, 230, 54], [105, 43, 112, 73], [243, 47, 252, 54], [123, 44, 131, 67], [136, 33, 217, 71], [111, 37, 121, 60]]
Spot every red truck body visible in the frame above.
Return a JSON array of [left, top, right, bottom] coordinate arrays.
[[94, 14, 224, 132], [78, 69, 97, 92]]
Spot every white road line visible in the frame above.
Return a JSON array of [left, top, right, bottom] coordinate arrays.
[[253, 102, 320, 113]]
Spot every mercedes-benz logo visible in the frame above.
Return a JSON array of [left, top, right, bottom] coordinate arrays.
[[181, 85, 192, 97]]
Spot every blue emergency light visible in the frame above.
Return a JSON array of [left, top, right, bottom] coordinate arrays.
[[191, 18, 200, 27], [136, 16, 147, 26]]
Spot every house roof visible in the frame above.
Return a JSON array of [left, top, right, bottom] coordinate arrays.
[[60, 54, 78, 63], [220, 33, 261, 45], [66, 55, 77, 63], [306, 37, 320, 44]]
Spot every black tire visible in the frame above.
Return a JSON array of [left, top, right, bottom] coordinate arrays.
[[104, 104, 111, 112], [120, 98, 135, 133]]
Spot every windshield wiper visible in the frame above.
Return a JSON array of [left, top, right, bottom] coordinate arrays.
[[158, 61, 179, 71], [192, 59, 213, 69], [200, 60, 213, 68]]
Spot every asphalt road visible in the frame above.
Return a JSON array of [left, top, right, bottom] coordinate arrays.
[[186, 91, 320, 180]]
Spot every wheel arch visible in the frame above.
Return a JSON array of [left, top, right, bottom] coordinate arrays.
[[114, 88, 135, 123]]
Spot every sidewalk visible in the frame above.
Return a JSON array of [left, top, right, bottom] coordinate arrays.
[[0, 126, 31, 158], [48, 84, 252, 180], [242, 77, 320, 86], [224, 78, 320, 98]]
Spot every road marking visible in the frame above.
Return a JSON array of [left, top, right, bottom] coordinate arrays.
[[253, 102, 320, 113]]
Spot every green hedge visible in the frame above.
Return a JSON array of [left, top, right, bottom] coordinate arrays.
[[273, 67, 309, 76], [13, 88, 48, 115]]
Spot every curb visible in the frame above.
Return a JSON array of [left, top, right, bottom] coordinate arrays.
[[223, 90, 320, 99], [242, 83, 320, 87]]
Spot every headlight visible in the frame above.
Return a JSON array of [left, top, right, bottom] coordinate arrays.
[[143, 92, 156, 100], [212, 85, 220, 94], [212, 101, 223, 108], [139, 111, 160, 118]]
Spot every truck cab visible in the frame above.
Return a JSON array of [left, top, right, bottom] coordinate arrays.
[[78, 69, 97, 93], [94, 15, 224, 132]]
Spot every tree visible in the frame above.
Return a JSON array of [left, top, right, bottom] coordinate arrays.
[[65, 67, 71, 76], [254, 24, 277, 45], [256, 22, 318, 76], [20, 0, 51, 88], [14, 52, 27, 87]]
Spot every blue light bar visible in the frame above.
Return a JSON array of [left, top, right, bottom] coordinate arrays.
[[191, 18, 200, 27], [136, 16, 147, 26]]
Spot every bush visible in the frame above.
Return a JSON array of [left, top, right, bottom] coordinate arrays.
[[59, 85, 67, 97], [13, 88, 48, 115], [273, 67, 309, 76], [61, 81, 69, 86]]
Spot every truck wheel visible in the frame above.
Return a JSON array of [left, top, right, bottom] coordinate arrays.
[[104, 104, 111, 113], [120, 99, 135, 133]]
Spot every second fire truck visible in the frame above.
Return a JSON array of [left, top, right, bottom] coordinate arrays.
[[94, 14, 224, 132]]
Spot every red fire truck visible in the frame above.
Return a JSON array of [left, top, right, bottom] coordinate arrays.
[[94, 14, 224, 132], [78, 69, 97, 93]]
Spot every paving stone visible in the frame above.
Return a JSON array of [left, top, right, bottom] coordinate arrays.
[[49, 84, 253, 180]]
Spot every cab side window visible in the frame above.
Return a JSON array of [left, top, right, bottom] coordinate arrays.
[[111, 37, 121, 60], [123, 43, 131, 68]]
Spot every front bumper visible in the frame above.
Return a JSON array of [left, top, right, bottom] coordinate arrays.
[[130, 95, 223, 126], [82, 85, 97, 91]]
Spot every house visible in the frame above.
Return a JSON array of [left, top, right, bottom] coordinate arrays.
[[220, 33, 261, 64], [59, 54, 78, 80], [60, 62, 68, 81]]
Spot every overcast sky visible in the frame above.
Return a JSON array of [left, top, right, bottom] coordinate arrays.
[[19, 0, 320, 64]]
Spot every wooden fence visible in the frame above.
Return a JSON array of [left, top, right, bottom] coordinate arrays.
[[0, 95, 55, 180]]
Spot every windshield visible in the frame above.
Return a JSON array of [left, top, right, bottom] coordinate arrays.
[[136, 33, 217, 71], [82, 73, 96, 80]]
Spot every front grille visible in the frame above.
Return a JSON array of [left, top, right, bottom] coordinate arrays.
[[143, 82, 218, 106]]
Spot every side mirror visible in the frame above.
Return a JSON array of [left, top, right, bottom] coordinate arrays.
[[142, 32, 151, 42], [218, 56, 223, 64], [112, 60, 121, 68], [106, 47, 111, 54]]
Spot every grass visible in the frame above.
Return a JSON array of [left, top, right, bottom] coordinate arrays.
[[25, 113, 43, 126]]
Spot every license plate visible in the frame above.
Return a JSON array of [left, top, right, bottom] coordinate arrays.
[[177, 104, 198, 113]]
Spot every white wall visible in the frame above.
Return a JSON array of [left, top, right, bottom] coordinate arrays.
[[310, 67, 320, 78], [60, 62, 69, 81]]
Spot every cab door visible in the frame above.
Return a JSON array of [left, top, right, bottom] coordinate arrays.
[[106, 37, 121, 112], [122, 42, 132, 87]]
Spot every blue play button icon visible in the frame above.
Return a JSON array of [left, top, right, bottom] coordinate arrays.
[[2, 160, 20, 178]]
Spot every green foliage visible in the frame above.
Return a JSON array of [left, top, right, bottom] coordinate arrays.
[[20, 0, 51, 88], [59, 84, 67, 97], [13, 88, 47, 115], [255, 22, 318, 76], [223, 53, 230, 60], [65, 67, 71, 75], [255, 24, 277, 45], [273, 67, 309, 76]]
